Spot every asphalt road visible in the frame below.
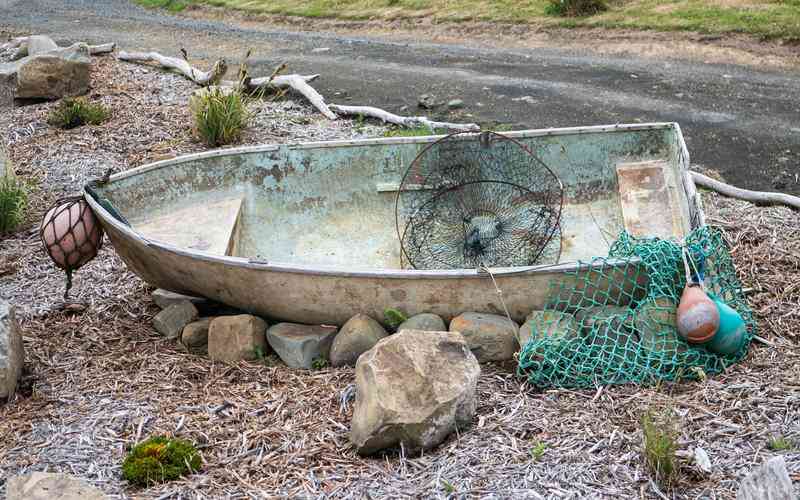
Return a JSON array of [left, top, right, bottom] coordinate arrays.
[[2, 0, 799, 194]]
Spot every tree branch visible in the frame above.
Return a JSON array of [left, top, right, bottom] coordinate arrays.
[[691, 171, 800, 210], [329, 104, 480, 132]]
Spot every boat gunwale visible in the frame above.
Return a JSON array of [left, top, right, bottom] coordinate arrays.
[[85, 122, 698, 280]]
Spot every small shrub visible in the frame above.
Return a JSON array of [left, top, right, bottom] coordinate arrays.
[[122, 436, 201, 486], [311, 356, 329, 370], [47, 97, 111, 129], [384, 308, 408, 330], [768, 435, 794, 451], [190, 87, 249, 147], [0, 174, 28, 234], [641, 409, 678, 488], [545, 0, 607, 17]]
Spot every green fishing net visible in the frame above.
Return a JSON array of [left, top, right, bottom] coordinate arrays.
[[517, 226, 754, 389]]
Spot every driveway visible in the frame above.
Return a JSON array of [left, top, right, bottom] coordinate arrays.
[[2, 0, 799, 193]]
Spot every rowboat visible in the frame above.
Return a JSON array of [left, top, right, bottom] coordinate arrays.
[[85, 123, 704, 325]]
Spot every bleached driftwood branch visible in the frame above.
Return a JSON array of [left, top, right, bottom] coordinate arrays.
[[243, 74, 335, 119], [117, 50, 228, 87], [691, 171, 800, 210], [329, 104, 480, 132], [4, 37, 115, 59]]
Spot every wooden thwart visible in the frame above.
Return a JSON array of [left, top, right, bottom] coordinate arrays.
[[616, 160, 690, 240], [134, 197, 244, 256]]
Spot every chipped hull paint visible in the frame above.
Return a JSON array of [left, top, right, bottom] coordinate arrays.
[[86, 123, 703, 325]]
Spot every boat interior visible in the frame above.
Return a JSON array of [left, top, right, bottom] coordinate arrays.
[[92, 125, 694, 271]]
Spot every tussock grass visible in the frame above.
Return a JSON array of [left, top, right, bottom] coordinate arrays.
[[190, 87, 250, 147], [641, 408, 679, 488], [47, 98, 111, 130], [0, 174, 27, 235]]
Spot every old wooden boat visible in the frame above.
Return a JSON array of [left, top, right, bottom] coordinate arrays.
[[85, 123, 704, 325]]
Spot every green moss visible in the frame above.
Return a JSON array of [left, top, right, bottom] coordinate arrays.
[[384, 308, 408, 329], [122, 436, 201, 486], [383, 125, 444, 137]]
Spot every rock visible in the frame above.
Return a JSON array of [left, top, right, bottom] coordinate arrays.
[[266, 323, 338, 369], [417, 93, 437, 109], [25, 35, 59, 56], [447, 99, 464, 109], [737, 455, 794, 500], [181, 318, 211, 354], [16, 44, 91, 100], [397, 313, 446, 333], [152, 288, 209, 310], [519, 311, 580, 361], [634, 297, 687, 355], [6, 472, 108, 500], [207, 315, 268, 363], [693, 447, 712, 475], [0, 300, 24, 400], [152, 301, 198, 340], [329, 314, 388, 367], [449, 312, 519, 363], [350, 329, 480, 455]]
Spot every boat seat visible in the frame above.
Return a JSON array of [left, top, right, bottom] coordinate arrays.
[[616, 160, 690, 240], [133, 196, 244, 256]]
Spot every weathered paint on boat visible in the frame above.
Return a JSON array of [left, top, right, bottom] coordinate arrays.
[[85, 123, 704, 325]]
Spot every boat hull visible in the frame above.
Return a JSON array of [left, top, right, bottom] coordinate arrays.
[[86, 123, 703, 325]]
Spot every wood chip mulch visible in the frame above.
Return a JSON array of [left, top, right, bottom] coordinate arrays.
[[0, 54, 798, 500]]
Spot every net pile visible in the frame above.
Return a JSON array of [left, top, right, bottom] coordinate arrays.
[[517, 226, 754, 388], [395, 131, 563, 270]]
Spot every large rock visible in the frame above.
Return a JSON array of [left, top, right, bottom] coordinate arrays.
[[350, 329, 480, 455], [207, 315, 268, 363], [152, 301, 198, 340], [0, 43, 91, 106], [329, 314, 388, 367], [25, 35, 60, 57], [181, 318, 211, 354], [397, 313, 446, 333], [266, 323, 338, 369], [0, 300, 23, 400], [449, 312, 519, 363], [6, 472, 108, 500], [736, 455, 794, 500]]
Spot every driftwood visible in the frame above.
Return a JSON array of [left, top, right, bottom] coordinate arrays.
[[117, 49, 479, 128], [117, 50, 228, 87], [329, 104, 480, 132], [3, 37, 115, 60], [691, 171, 800, 210]]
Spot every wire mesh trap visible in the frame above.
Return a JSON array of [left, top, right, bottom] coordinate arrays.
[[394, 131, 564, 270]]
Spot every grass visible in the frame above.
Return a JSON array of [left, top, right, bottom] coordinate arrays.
[[641, 408, 679, 488], [545, 0, 607, 17], [530, 440, 547, 461], [0, 174, 28, 235], [768, 435, 795, 451], [142, 0, 800, 39], [47, 98, 111, 130], [190, 87, 250, 147], [137, 0, 188, 11]]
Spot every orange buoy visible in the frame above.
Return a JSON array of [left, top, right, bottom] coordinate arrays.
[[40, 196, 104, 297], [676, 283, 719, 344]]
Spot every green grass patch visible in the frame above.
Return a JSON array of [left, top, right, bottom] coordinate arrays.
[[136, 0, 188, 12], [47, 98, 111, 130], [641, 408, 679, 488], [190, 87, 250, 147], [0, 174, 28, 235], [768, 435, 795, 451], [163, 0, 800, 38], [122, 436, 201, 486]]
